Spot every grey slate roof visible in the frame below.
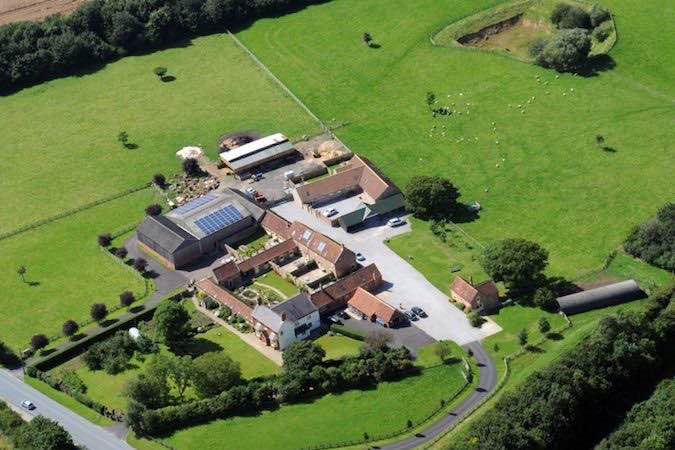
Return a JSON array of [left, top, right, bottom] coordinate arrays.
[[338, 192, 406, 229], [271, 293, 317, 322], [556, 279, 644, 315], [137, 215, 197, 253], [252, 305, 284, 332]]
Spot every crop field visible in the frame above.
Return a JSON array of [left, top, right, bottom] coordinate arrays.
[[237, 0, 675, 279]]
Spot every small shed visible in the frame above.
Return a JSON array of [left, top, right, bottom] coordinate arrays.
[[556, 279, 644, 315]]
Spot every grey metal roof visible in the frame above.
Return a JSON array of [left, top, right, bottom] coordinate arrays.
[[222, 141, 296, 172], [338, 192, 406, 229], [271, 293, 317, 321], [252, 305, 284, 332], [137, 215, 197, 253], [556, 279, 644, 315]]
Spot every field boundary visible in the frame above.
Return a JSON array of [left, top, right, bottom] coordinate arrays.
[[0, 183, 151, 242]]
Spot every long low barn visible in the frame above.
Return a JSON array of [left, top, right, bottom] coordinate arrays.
[[556, 279, 645, 315]]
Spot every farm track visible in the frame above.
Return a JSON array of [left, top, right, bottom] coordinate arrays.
[[0, 0, 84, 25]]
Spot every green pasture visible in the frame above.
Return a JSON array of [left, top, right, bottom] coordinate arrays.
[[237, 0, 675, 279]]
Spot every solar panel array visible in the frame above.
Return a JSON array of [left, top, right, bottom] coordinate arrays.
[[194, 205, 244, 235], [172, 192, 218, 215]]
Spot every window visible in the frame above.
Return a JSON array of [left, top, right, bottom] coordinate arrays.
[[302, 230, 312, 241], [317, 242, 326, 253], [294, 323, 312, 337]]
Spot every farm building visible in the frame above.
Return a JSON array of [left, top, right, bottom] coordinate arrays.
[[347, 287, 405, 327], [556, 279, 645, 315], [219, 133, 298, 176], [288, 221, 357, 278], [310, 263, 383, 314], [293, 155, 405, 231], [450, 277, 500, 312], [252, 293, 320, 350], [137, 189, 264, 269]]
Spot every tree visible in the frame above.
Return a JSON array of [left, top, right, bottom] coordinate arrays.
[[30, 334, 49, 350], [595, 134, 605, 147], [153, 66, 167, 78], [282, 341, 325, 373], [538, 317, 551, 335], [426, 91, 436, 108], [434, 340, 452, 363], [62, 320, 79, 338], [153, 173, 167, 189], [167, 355, 194, 401], [114, 246, 128, 258], [550, 3, 591, 29], [535, 28, 592, 72], [534, 287, 559, 311], [16, 265, 27, 282], [480, 239, 549, 291], [469, 311, 483, 327], [15, 416, 75, 450], [193, 352, 242, 398], [590, 4, 611, 27], [90, 303, 108, 322], [125, 374, 170, 409], [133, 257, 148, 273], [362, 32, 372, 45], [518, 328, 528, 347], [365, 329, 393, 350], [405, 175, 460, 219], [120, 291, 135, 308], [154, 301, 190, 342], [97, 233, 112, 247], [117, 131, 129, 147], [145, 203, 162, 216], [182, 157, 202, 177], [624, 202, 675, 271]]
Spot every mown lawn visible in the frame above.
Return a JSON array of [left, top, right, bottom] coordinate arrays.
[[156, 364, 464, 450], [237, 0, 675, 279], [315, 335, 363, 360], [0, 189, 155, 351], [254, 271, 299, 298], [0, 34, 318, 234]]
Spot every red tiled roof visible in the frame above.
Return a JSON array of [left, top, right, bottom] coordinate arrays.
[[212, 261, 240, 284], [475, 280, 499, 299], [238, 239, 298, 272], [450, 276, 479, 305], [311, 264, 383, 312], [289, 221, 354, 266], [196, 278, 252, 321], [260, 211, 292, 239], [348, 288, 401, 323]]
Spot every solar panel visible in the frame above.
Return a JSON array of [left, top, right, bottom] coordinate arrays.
[[194, 205, 244, 235], [172, 192, 218, 215]]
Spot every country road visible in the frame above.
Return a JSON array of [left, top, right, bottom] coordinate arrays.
[[382, 341, 497, 449], [0, 369, 132, 450]]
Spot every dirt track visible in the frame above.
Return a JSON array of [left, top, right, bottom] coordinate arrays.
[[0, 0, 85, 25]]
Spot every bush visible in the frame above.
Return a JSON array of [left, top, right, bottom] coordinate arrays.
[[153, 66, 167, 78], [468, 311, 483, 327], [114, 246, 128, 258], [592, 24, 610, 42], [120, 291, 136, 308], [535, 28, 592, 72], [90, 303, 108, 322], [134, 257, 149, 273], [528, 37, 548, 58], [153, 173, 167, 189], [551, 3, 591, 29], [30, 334, 49, 350], [97, 233, 113, 247], [83, 331, 135, 374], [624, 202, 674, 271], [182, 158, 202, 177], [59, 369, 87, 394], [534, 287, 559, 311], [62, 320, 79, 338], [590, 3, 611, 27], [145, 204, 162, 216]]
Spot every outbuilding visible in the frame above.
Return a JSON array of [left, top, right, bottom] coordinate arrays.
[[556, 279, 644, 315]]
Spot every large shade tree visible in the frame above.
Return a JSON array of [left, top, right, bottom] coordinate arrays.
[[480, 239, 549, 291], [154, 301, 189, 343], [405, 175, 460, 219]]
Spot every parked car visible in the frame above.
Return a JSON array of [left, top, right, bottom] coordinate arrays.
[[411, 306, 427, 318], [327, 315, 342, 325], [245, 187, 257, 196], [253, 172, 264, 181], [337, 311, 350, 320], [254, 192, 267, 203], [387, 217, 405, 227], [322, 208, 338, 217], [404, 310, 418, 321], [355, 252, 366, 262], [21, 400, 35, 410]]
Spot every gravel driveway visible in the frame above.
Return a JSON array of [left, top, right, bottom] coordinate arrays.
[[272, 202, 501, 345]]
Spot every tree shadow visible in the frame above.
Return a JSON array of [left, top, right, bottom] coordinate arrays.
[[577, 54, 616, 77], [546, 332, 564, 341], [525, 344, 544, 353], [161, 75, 176, 83], [602, 146, 617, 153], [171, 338, 223, 358], [368, 42, 382, 49], [39, 348, 57, 357], [72, 333, 87, 342], [27, 281, 40, 287], [101, 318, 119, 328], [452, 203, 480, 224], [143, 270, 159, 279], [129, 305, 145, 314], [124, 143, 139, 150]]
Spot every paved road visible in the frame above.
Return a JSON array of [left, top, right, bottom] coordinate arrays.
[[382, 341, 497, 450], [272, 202, 501, 344], [0, 369, 132, 450]]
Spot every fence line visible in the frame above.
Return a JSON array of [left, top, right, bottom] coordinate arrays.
[[0, 183, 151, 242]]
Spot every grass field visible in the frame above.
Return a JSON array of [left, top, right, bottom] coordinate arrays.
[[237, 0, 675, 279], [0, 34, 318, 234], [155, 364, 464, 450], [0, 189, 156, 351], [254, 271, 299, 298], [315, 335, 363, 360]]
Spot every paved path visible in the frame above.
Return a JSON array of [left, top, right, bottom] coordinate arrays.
[[382, 341, 497, 449], [0, 369, 132, 450], [272, 202, 501, 345]]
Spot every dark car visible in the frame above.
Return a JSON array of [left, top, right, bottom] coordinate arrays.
[[411, 307, 427, 318], [404, 310, 418, 321], [337, 311, 350, 320]]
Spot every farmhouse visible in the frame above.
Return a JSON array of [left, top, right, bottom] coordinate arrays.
[[288, 221, 356, 278], [219, 133, 298, 176], [137, 189, 264, 269], [450, 276, 500, 312], [252, 293, 320, 350], [293, 155, 405, 231], [347, 287, 405, 327], [556, 279, 644, 315]]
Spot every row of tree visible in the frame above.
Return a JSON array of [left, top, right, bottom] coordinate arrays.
[[0, 0, 324, 92], [0, 401, 75, 450], [451, 284, 674, 450], [128, 340, 416, 436], [624, 202, 674, 272]]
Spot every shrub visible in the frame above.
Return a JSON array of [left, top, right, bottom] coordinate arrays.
[[535, 28, 592, 72], [590, 3, 611, 27], [528, 37, 548, 58], [30, 334, 49, 350], [153, 173, 167, 189], [90, 303, 108, 322], [83, 331, 135, 374], [592, 24, 610, 42], [145, 204, 162, 216], [182, 158, 202, 177], [153, 67, 167, 78], [62, 320, 79, 338], [59, 369, 87, 394], [114, 246, 128, 258], [551, 3, 591, 29], [534, 287, 559, 311], [120, 291, 136, 308], [97, 233, 112, 247], [134, 257, 149, 273], [468, 311, 483, 327]]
